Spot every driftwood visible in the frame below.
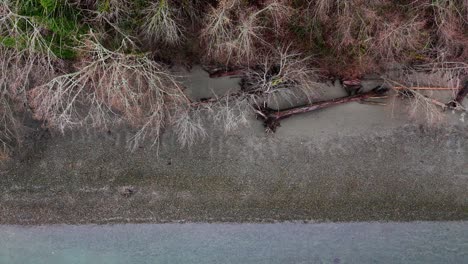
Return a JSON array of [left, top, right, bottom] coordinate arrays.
[[446, 78, 468, 107], [202, 71, 467, 131], [394, 86, 457, 90], [209, 70, 244, 78], [256, 86, 389, 132]]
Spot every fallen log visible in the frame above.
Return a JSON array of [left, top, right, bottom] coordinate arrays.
[[256, 86, 389, 132]]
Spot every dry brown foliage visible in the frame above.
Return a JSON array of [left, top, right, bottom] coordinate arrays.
[[28, 33, 190, 150], [142, 0, 185, 45], [200, 0, 292, 65], [0, 96, 20, 157], [428, 0, 468, 60], [299, 0, 468, 76], [243, 46, 321, 107]]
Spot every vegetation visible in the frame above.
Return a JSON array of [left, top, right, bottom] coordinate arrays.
[[0, 0, 467, 157]]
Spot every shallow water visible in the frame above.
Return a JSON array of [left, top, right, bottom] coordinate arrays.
[[1, 222, 468, 263]]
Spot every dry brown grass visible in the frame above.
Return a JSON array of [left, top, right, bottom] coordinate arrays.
[[315, 1, 378, 51], [372, 16, 427, 62], [0, 96, 19, 158], [302, 0, 467, 75], [142, 0, 184, 45], [427, 0, 468, 60], [297, 0, 385, 76], [200, 0, 292, 65], [310, 0, 336, 21], [200, 0, 250, 64]]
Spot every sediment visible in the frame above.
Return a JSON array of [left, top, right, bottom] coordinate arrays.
[[1, 95, 467, 224]]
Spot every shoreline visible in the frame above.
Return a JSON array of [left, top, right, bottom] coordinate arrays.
[[1, 72, 467, 225]]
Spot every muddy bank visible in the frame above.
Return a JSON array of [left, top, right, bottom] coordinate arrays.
[[1, 113, 468, 224], [1, 71, 468, 224]]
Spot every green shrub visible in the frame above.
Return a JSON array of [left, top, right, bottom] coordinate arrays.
[[0, 0, 83, 58]]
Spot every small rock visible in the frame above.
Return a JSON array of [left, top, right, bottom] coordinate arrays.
[[119, 186, 136, 198]]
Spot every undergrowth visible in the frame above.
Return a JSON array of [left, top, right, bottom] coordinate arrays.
[[0, 0, 467, 154]]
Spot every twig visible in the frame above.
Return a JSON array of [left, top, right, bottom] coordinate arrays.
[[393, 86, 456, 90]]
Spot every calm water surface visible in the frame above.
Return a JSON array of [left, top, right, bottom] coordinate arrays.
[[1, 222, 468, 264]]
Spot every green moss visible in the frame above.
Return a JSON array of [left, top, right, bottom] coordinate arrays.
[[14, 0, 42, 16], [4, 0, 84, 59], [0, 37, 17, 48], [0, 35, 31, 51], [39, 0, 57, 13], [97, 0, 110, 13]]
